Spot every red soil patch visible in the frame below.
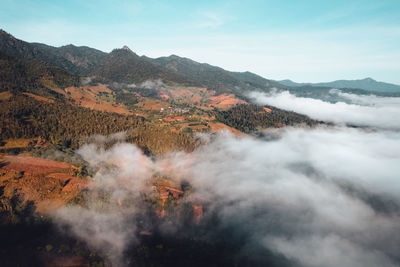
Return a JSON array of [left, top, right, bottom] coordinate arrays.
[[3, 155, 72, 174], [35, 136, 51, 148], [23, 92, 54, 103], [208, 94, 247, 109], [191, 95, 202, 104], [169, 89, 193, 98], [65, 86, 132, 115], [0, 154, 88, 213], [208, 122, 243, 135], [160, 94, 170, 100], [41, 253, 88, 267], [154, 178, 184, 218], [138, 98, 169, 111], [135, 113, 147, 117], [85, 85, 112, 94], [0, 91, 13, 100], [193, 204, 203, 224]]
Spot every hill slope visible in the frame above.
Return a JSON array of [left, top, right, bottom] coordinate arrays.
[[0, 30, 193, 86], [145, 54, 280, 95], [94, 48, 193, 85], [31, 43, 107, 75], [0, 30, 82, 75], [0, 51, 79, 97]]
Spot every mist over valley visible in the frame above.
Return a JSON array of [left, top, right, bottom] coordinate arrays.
[[1, 1, 400, 265]]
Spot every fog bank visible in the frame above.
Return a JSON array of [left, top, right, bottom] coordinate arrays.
[[54, 126, 400, 266], [249, 90, 400, 129]]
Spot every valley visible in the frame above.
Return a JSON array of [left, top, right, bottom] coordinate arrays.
[[0, 27, 399, 267]]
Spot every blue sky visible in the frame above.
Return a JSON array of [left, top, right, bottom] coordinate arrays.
[[1, 0, 400, 84]]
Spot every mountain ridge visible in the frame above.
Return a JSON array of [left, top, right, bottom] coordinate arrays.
[[1, 29, 398, 98], [278, 77, 400, 93]]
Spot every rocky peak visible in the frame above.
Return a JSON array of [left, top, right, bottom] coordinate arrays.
[[122, 45, 132, 52]]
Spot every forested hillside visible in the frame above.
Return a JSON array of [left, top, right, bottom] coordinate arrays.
[[0, 52, 79, 97], [215, 104, 319, 133], [0, 95, 198, 154]]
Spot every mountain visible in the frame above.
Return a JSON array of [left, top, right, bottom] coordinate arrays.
[[3, 28, 399, 99], [145, 54, 280, 95], [0, 30, 193, 86], [0, 29, 281, 97], [31, 43, 107, 75], [0, 51, 79, 98], [94, 48, 192, 85], [278, 79, 302, 87], [278, 78, 400, 93], [0, 30, 82, 75]]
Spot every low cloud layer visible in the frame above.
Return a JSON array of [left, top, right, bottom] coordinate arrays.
[[54, 138, 152, 265], [249, 90, 400, 129], [113, 79, 165, 90], [176, 128, 400, 267], [53, 83, 400, 266], [54, 126, 400, 266]]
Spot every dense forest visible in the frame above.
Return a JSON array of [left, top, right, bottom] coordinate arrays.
[[0, 52, 79, 98], [0, 95, 198, 154], [214, 104, 319, 133]]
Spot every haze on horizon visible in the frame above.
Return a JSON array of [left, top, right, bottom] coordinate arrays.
[[1, 0, 400, 85]]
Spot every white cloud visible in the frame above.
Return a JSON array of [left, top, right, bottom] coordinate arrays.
[[332, 89, 400, 107], [160, 128, 400, 266], [54, 126, 400, 266], [250, 90, 400, 129]]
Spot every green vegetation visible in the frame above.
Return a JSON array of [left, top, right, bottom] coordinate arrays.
[[0, 52, 79, 98], [214, 104, 319, 133], [94, 49, 193, 84], [0, 95, 142, 148], [0, 95, 198, 155]]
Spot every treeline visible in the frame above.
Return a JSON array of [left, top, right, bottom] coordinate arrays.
[[0, 95, 197, 154], [214, 104, 319, 133]]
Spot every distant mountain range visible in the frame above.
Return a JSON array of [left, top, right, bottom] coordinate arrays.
[[278, 78, 400, 93], [0, 29, 284, 98], [1, 28, 399, 101], [0, 29, 319, 156]]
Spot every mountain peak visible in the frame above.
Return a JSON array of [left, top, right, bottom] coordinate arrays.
[[110, 46, 138, 57], [362, 77, 375, 82], [122, 45, 132, 52]]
